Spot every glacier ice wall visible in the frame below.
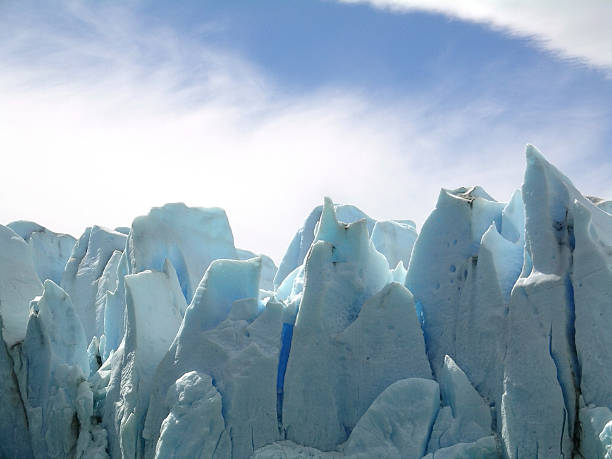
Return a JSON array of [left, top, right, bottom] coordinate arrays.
[[62, 226, 127, 342], [0, 146, 611, 458]]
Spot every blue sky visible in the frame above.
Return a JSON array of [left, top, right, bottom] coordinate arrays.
[[1, 1, 611, 261]]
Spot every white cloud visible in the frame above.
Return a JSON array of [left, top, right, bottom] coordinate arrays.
[[0, 2, 609, 262], [338, 0, 612, 70]]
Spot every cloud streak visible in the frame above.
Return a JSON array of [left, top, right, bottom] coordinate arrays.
[[338, 0, 612, 70], [0, 2, 610, 262]]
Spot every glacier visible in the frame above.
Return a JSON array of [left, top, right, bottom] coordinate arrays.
[[1, 146, 611, 458]]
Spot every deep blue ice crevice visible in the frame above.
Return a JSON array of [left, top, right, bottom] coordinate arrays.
[[276, 322, 294, 431]]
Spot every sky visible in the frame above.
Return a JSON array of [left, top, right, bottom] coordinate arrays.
[[0, 1, 611, 262]]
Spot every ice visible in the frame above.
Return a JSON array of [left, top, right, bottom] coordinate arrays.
[[597, 200, 612, 214], [273, 206, 321, 289], [236, 248, 277, 290], [274, 203, 372, 288], [274, 200, 415, 293], [406, 186, 506, 381], [125, 203, 237, 303], [498, 145, 612, 457], [61, 225, 127, 342], [334, 204, 377, 233], [601, 421, 612, 459], [100, 251, 129, 361], [102, 266, 185, 458], [391, 260, 407, 283], [500, 146, 582, 457], [20, 280, 91, 458], [580, 406, 612, 458], [403, 178, 529, 448], [5, 220, 46, 239], [370, 219, 417, 270], [275, 264, 302, 304], [255, 380, 439, 459], [144, 257, 284, 459], [480, 222, 522, 303], [273, 201, 401, 289], [500, 190, 525, 245], [453, 228, 507, 406], [427, 356, 491, 452], [8, 221, 76, 285], [282, 198, 428, 450], [155, 371, 225, 459], [93, 250, 122, 342], [0, 315, 33, 458], [335, 282, 432, 429], [87, 335, 102, 375], [178, 257, 261, 332], [405, 184, 512, 417], [0, 224, 43, 346], [2, 145, 612, 459], [124, 268, 186, 363], [422, 436, 498, 459], [253, 441, 340, 458], [343, 378, 440, 458], [501, 272, 574, 457], [571, 199, 612, 409]]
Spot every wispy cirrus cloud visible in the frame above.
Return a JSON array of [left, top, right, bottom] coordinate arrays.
[[0, 2, 610, 261], [338, 0, 612, 70]]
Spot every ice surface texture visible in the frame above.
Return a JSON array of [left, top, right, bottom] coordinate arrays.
[[0, 146, 611, 458]]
